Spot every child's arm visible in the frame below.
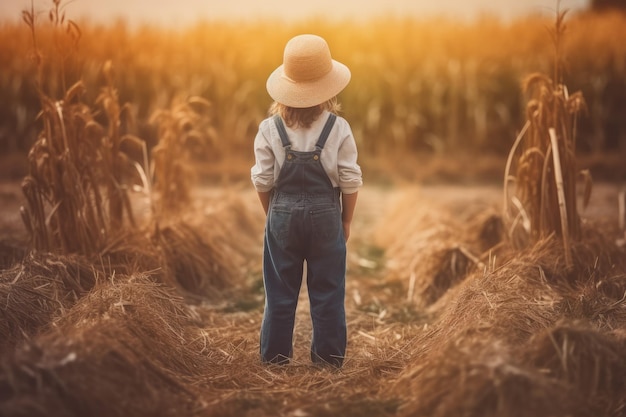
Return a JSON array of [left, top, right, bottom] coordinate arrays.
[[341, 191, 358, 241], [257, 191, 272, 215]]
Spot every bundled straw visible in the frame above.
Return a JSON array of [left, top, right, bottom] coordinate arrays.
[[153, 221, 238, 298], [395, 340, 580, 417], [523, 321, 626, 415], [0, 251, 98, 356], [390, 234, 626, 417], [0, 274, 214, 417], [375, 189, 501, 306]]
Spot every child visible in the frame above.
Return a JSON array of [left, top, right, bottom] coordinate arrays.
[[251, 34, 362, 367]]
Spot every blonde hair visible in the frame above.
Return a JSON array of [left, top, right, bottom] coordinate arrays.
[[269, 97, 341, 129]]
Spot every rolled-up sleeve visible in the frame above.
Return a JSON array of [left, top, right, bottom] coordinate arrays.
[[251, 121, 276, 192], [337, 126, 363, 194]]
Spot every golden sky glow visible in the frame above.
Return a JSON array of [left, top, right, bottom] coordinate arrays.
[[1, 0, 589, 26]]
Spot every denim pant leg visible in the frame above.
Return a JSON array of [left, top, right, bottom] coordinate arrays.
[[260, 203, 305, 364], [306, 203, 347, 367]]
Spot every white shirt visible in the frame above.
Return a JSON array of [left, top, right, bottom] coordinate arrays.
[[251, 111, 363, 194]]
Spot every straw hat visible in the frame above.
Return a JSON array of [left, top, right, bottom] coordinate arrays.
[[266, 34, 351, 108]]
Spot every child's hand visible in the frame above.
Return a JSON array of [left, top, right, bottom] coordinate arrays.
[[342, 221, 351, 241], [341, 192, 358, 242]]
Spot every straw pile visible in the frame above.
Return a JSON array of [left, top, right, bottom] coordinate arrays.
[[377, 199, 626, 416], [152, 220, 239, 297], [0, 186, 268, 416], [377, 15, 618, 414], [376, 188, 503, 307], [102, 190, 261, 300], [147, 190, 264, 299], [0, 263, 411, 417], [524, 322, 626, 412], [0, 274, 215, 417], [0, 251, 98, 356]]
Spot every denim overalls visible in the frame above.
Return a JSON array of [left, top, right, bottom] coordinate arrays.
[[261, 113, 347, 367]]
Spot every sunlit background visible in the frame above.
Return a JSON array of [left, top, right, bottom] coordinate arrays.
[[1, 0, 589, 25], [0, 0, 624, 184]]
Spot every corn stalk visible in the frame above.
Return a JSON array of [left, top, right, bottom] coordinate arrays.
[[503, 9, 587, 268], [149, 96, 212, 216], [20, 2, 141, 255]]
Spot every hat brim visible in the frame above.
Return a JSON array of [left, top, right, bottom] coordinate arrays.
[[266, 60, 351, 108]]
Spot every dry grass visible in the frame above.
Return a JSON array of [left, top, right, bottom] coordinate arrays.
[[0, 251, 98, 356], [524, 321, 626, 411], [0, 274, 209, 417], [2, 181, 626, 416], [152, 220, 238, 298], [375, 187, 503, 307], [0, 250, 415, 417], [375, 188, 626, 417]]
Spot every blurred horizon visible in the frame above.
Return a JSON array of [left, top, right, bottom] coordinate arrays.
[[1, 0, 625, 183], [1, 0, 589, 27]]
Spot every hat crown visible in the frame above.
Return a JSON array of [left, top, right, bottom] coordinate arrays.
[[266, 34, 350, 108], [283, 35, 333, 82]]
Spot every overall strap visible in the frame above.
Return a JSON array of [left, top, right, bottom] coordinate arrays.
[[273, 115, 291, 148], [315, 113, 337, 149]]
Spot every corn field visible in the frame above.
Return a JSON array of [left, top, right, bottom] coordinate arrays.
[[1, 10, 625, 165]]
